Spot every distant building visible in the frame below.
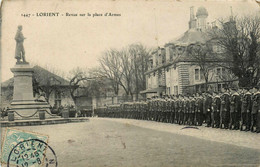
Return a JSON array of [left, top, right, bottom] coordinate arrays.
[[141, 6, 236, 98]]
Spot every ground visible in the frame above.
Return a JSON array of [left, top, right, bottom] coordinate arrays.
[[3, 118, 260, 167]]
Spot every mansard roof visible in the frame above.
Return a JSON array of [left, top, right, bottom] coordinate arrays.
[[168, 29, 209, 46]]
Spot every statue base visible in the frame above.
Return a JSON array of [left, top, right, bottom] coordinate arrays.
[[11, 100, 51, 118], [10, 63, 53, 119]]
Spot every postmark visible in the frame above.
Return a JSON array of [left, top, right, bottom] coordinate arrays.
[[7, 139, 57, 167], [1, 128, 53, 166]]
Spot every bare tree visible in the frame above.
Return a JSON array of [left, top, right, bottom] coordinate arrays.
[[97, 44, 151, 100], [209, 15, 260, 87], [128, 44, 151, 100], [68, 67, 89, 105], [98, 49, 122, 95]]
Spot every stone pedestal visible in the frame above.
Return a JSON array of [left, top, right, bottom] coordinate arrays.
[[10, 63, 51, 117]]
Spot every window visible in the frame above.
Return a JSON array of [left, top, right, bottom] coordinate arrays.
[[216, 67, 226, 80], [167, 87, 171, 95], [54, 90, 61, 108], [195, 68, 205, 81], [195, 69, 199, 81]]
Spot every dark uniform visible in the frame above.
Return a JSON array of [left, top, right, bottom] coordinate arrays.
[[179, 97, 185, 125], [175, 97, 180, 124], [212, 94, 221, 128], [220, 92, 230, 129], [170, 97, 175, 123], [229, 91, 241, 130], [195, 95, 203, 126], [184, 97, 190, 125], [189, 97, 195, 125], [241, 91, 252, 131], [251, 91, 260, 132], [166, 98, 171, 123], [204, 93, 213, 127]]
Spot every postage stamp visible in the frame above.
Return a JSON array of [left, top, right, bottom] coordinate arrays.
[[1, 128, 57, 167]]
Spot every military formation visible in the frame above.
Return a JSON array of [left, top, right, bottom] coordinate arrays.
[[95, 86, 260, 133]]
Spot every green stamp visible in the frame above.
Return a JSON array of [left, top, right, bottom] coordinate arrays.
[[1, 128, 49, 166]]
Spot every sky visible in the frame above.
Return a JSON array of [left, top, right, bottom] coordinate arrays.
[[1, 0, 259, 82]]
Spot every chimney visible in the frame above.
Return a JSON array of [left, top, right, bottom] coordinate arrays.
[[190, 6, 195, 20], [189, 6, 196, 29]]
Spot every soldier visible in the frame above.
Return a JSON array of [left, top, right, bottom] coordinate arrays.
[[201, 92, 206, 125], [142, 100, 148, 120], [155, 97, 159, 122], [251, 86, 260, 132], [212, 92, 221, 128], [240, 88, 252, 131], [229, 88, 241, 130], [184, 95, 190, 125], [189, 95, 196, 125], [170, 95, 175, 124], [154, 97, 159, 122], [204, 92, 213, 127], [195, 93, 203, 126], [161, 96, 167, 122], [220, 87, 230, 129], [174, 95, 180, 124], [166, 96, 172, 123], [179, 95, 185, 125], [148, 97, 153, 121]]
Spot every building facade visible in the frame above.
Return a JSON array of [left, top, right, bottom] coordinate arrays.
[[142, 6, 236, 98]]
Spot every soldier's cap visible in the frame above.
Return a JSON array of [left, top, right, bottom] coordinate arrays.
[[253, 86, 259, 90]]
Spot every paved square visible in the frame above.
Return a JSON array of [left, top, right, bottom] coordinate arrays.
[[6, 118, 260, 167]]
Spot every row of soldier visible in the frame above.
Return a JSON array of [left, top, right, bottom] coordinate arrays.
[[95, 86, 260, 133]]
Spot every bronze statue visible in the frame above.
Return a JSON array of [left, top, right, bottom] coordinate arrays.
[[15, 25, 27, 64]]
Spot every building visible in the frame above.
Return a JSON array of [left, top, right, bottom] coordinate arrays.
[[1, 65, 75, 109], [142, 6, 236, 98]]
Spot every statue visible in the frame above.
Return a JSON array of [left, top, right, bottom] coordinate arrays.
[[15, 25, 27, 64]]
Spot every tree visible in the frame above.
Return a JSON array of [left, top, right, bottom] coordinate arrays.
[[186, 42, 215, 90], [209, 15, 260, 87], [68, 67, 89, 105], [68, 67, 107, 108], [32, 65, 65, 102], [128, 44, 151, 100], [97, 44, 151, 100], [97, 49, 122, 96]]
